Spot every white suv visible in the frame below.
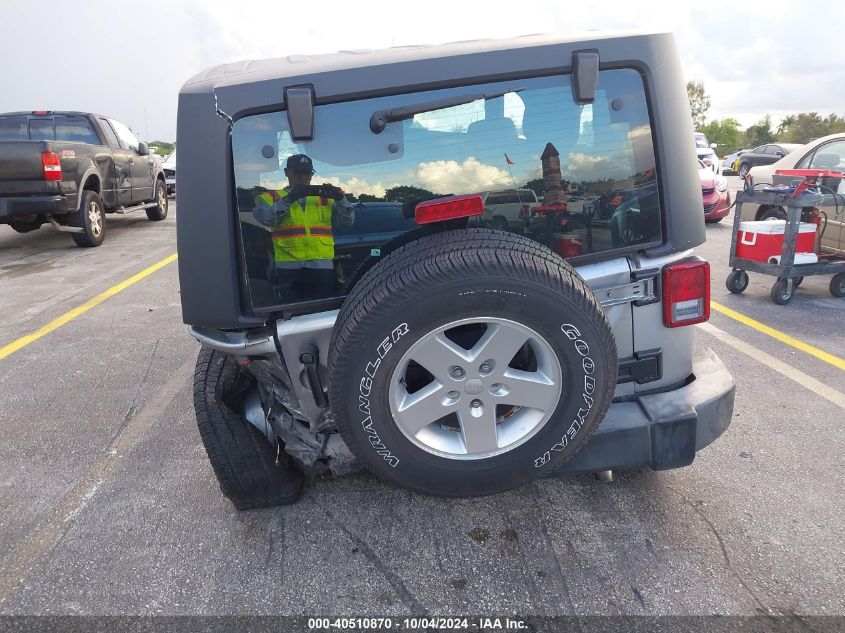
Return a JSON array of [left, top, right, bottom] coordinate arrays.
[[480, 188, 539, 231], [695, 132, 721, 174]]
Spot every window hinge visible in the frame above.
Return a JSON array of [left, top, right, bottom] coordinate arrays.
[[597, 268, 660, 307]]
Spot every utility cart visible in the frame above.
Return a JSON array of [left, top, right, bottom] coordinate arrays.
[[726, 188, 845, 304]]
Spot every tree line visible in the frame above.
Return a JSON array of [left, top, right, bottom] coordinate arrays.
[[686, 81, 845, 156]]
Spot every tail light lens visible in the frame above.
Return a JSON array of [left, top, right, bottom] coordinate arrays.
[[415, 194, 483, 224], [662, 258, 710, 327], [41, 151, 62, 181]]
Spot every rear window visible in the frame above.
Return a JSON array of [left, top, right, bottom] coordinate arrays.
[[231, 68, 661, 311], [0, 116, 29, 140], [0, 115, 100, 144]]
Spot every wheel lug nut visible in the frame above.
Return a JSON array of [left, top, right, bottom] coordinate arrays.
[[471, 399, 482, 408], [450, 366, 465, 378], [447, 391, 459, 398], [478, 359, 495, 375]]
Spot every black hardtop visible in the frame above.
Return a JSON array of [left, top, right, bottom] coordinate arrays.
[[177, 30, 705, 329]]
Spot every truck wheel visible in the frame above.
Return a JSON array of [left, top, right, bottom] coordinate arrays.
[[194, 347, 304, 510], [328, 229, 617, 497], [70, 190, 105, 247], [831, 273, 845, 298], [146, 179, 168, 221]]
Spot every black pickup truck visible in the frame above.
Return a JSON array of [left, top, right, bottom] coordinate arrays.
[[0, 111, 168, 247]]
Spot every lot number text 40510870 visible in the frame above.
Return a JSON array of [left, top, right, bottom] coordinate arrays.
[[307, 616, 528, 630]]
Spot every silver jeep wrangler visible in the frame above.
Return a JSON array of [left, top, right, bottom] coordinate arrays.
[[176, 31, 735, 509]]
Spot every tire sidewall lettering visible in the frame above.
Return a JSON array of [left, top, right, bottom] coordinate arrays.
[[534, 323, 601, 469], [357, 323, 409, 468]]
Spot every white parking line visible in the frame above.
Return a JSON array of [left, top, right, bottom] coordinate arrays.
[[697, 321, 845, 409]]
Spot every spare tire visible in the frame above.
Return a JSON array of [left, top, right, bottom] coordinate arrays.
[[328, 229, 616, 496]]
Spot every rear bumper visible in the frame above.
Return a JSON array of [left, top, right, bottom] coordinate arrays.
[[559, 347, 734, 474], [0, 195, 74, 221]]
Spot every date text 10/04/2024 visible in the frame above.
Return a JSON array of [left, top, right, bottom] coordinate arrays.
[[307, 617, 528, 630]]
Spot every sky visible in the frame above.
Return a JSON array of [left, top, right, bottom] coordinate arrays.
[[1, 0, 843, 142]]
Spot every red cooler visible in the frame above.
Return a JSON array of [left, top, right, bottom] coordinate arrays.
[[735, 220, 816, 262]]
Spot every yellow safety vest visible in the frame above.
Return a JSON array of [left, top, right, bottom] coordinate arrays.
[[256, 189, 335, 263]]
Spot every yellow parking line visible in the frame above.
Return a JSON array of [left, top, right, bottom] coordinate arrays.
[[711, 300, 845, 371], [0, 253, 178, 361]]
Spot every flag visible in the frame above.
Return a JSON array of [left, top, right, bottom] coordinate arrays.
[[504, 153, 514, 165]]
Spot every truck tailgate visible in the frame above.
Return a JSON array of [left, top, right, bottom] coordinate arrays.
[[0, 141, 50, 181]]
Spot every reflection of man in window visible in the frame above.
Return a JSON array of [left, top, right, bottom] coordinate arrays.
[[252, 154, 355, 300]]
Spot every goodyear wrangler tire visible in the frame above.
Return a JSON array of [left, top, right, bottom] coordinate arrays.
[[328, 229, 616, 496], [194, 347, 304, 510]]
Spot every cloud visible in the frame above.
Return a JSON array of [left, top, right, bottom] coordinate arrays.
[[1, 0, 842, 142], [413, 157, 511, 194]]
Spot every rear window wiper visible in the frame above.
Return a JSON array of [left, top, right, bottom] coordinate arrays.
[[369, 88, 523, 134]]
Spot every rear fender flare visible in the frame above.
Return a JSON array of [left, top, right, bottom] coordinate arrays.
[[75, 167, 102, 211]]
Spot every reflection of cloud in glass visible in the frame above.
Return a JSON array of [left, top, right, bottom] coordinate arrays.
[[255, 170, 395, 198], [629, 125, 656, 172], [414, 157, 510, 194], [562, 149, 634, 182], [318, 176, 393, 198], [259, 171, 285, 190], [235, 162, 277, 184]]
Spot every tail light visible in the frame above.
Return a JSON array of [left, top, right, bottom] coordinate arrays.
[[415, 194, 483, 224], [41, 151, 62, 181], [662, 258, 710, 327]]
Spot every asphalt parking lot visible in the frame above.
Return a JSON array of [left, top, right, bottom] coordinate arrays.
[[0, 184, 842, 622]]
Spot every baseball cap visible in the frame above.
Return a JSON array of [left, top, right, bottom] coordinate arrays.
[[285, 154, 314, 174]]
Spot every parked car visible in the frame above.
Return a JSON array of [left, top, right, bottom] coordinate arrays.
[[722, 149, 749, 174], [700, 159, 731, 223], [177, 31, 734, 509], [0, 111, 168, 246], [694, 131, 720, 174], [480, 188, 539, 230], [162, 149, 176, 195], [735, 142, 803, 179], [741, 133, 845, 256]]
